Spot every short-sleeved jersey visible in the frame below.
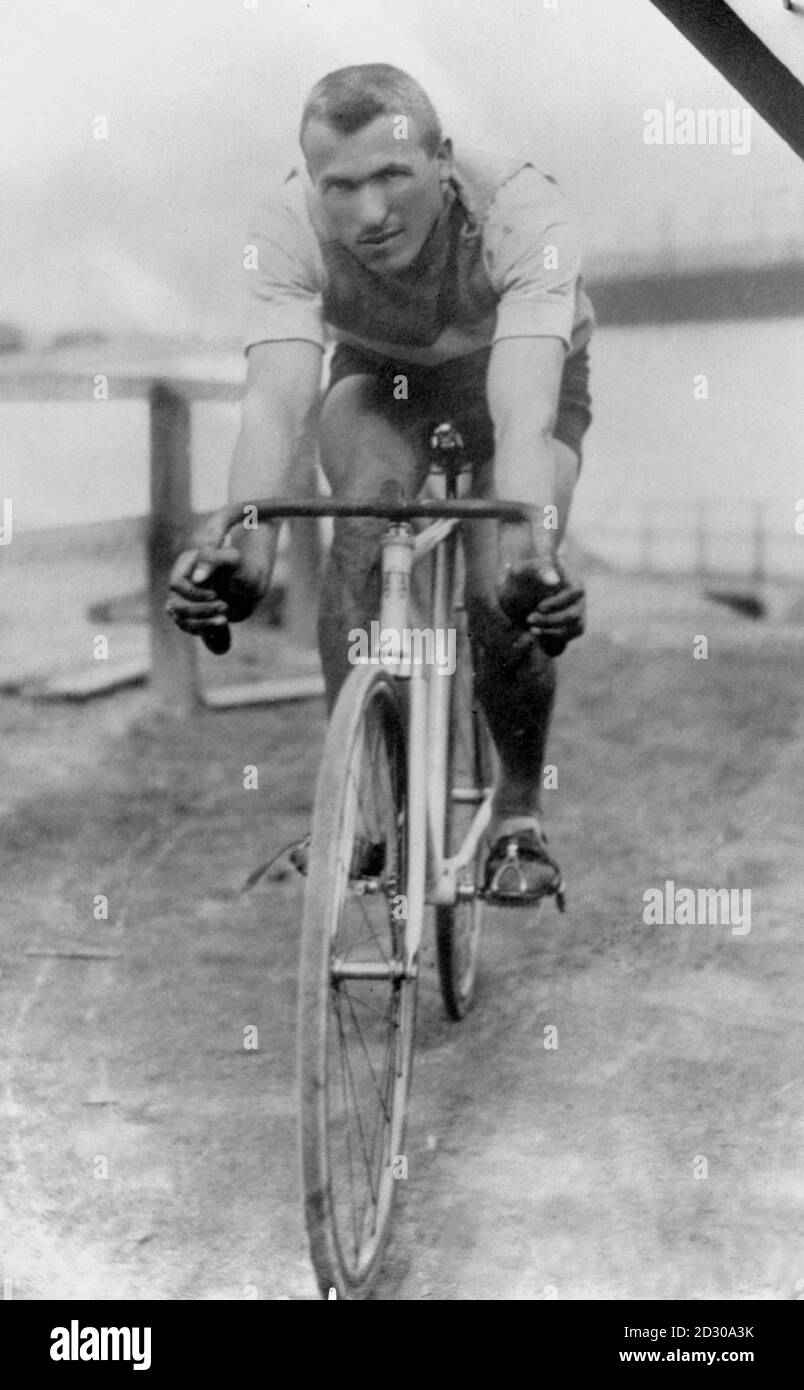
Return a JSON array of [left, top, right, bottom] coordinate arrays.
[[243, 145, 594, 365]]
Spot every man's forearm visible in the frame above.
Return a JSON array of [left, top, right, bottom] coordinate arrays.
[[494, 424, 560, 571], [225, 402, 312, 577], [487, 335, 566, 571], [229, 390, 318, 502], [226, 341, 322, 571]]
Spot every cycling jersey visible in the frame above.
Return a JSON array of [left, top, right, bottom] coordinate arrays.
[[243, 145, 594, 365]]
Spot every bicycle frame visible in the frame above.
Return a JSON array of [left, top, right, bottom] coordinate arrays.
[[369, 514, 492, 971], [209, 491, 537, 974]]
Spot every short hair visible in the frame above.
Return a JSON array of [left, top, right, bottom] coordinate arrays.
[[300, 63, 443, 158]]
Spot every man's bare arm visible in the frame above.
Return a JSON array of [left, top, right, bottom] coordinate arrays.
[[487, 334, 565, 566], [227, 339, 323, 572], [168, 339, 322, 639], [486, 335, 585, 649]]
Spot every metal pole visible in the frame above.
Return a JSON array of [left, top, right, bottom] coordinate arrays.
[[647, 0, 804, 162], [148, 381, 200, 712]]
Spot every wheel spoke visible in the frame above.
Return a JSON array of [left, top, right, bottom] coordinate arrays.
[[337, 982, 395, 1122], [332, 978, 402, 1252]]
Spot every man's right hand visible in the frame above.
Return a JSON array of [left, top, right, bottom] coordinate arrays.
[[497, 558, 586, 657], [167, 541, 269, 654]]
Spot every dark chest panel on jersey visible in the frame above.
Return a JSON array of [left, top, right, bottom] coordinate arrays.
[[319, 192, 499, 349]]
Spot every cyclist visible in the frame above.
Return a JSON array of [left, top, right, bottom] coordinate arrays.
[[168, 63, 593, 906]]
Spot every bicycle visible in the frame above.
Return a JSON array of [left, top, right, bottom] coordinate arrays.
[[204, 422, 538, 1299]]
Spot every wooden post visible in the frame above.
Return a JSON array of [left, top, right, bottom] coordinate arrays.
[[284, 519, 321, 648], [148, 381, 200, 712], [751, 503, 767, 585], [640, 502, 653, 574], [694, 500, 708, 579]]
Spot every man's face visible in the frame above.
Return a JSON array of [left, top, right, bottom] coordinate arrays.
[[303, 113, 452, 273]]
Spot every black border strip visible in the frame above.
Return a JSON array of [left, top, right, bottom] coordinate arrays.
[[648, 0, 804, 160]]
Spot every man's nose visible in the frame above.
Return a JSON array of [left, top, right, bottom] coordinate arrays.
[[356, 183, 389, 231]]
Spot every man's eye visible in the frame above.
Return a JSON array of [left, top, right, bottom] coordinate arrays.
[[381, 170, 407, 181]]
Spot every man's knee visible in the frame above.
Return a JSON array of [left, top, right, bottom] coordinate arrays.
[[319, 375, 421, 496]]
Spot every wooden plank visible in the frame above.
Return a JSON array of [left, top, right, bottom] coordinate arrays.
[[0, 362, 243, 403], [0, 372, 150, 401], [24, 947, 122, 960], [26, 658, 323, 706], [26, 658, 149, 701], [204, 675, 325, 709]]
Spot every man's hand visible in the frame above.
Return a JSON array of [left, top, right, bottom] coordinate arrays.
[[167, 540, 269, 654], [497, 558, 586, 656], [525, 565, 586, 654]]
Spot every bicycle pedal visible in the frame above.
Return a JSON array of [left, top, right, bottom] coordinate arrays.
[[483, 865, 566, 912]]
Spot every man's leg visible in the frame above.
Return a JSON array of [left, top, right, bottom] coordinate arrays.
[[463, 438, 580, 839], [316, 374, 430, 711]]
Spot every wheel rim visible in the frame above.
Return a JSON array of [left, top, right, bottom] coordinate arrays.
[[321, 681, 414, 1285]]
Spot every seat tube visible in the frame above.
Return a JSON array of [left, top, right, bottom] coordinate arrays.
[[379, 523, 414, 647], [378, 521, 424, 966]]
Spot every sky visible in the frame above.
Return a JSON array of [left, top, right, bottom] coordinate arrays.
[[1, 0, 802, 339]]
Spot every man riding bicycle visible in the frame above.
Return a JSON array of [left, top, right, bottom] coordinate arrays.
[[168, 63, 594, 906]]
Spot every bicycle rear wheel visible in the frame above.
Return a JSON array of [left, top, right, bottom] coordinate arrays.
[[436, 607, 495, 1019], [299, 662, 417, 1299]]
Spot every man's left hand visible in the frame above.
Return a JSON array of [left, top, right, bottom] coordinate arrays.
[[524, 567, 586, 654]]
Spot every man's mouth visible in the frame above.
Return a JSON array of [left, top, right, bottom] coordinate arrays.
[[359, 229, 402, 247]]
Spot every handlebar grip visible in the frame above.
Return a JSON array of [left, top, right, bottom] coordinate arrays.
[[202, 623, 231, 656], [498, 565, 567, 658], [498, 567, 561, 623], [539, 634, 568, 657]]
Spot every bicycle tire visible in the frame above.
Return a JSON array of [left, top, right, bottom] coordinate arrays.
[[298, 662, 418, 1299]]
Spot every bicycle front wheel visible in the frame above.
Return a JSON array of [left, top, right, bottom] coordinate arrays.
[[299, 662, 417, 1299]]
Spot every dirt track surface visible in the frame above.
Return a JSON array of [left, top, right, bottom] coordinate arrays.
[[1, 571, 803, 1301]]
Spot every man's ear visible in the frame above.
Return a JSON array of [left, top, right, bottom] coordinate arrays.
[[435, 137, 453, 180]]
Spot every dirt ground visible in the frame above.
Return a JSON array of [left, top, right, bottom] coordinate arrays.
[[1, 569, 803, 1301]]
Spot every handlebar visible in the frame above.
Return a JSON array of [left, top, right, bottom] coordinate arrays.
[[201, 492, 539, 548], [190, 491, 540, 656]]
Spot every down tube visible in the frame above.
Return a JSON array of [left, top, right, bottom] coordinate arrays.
[[426, 536, 452, 861]]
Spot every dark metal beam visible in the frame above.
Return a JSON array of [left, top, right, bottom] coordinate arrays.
[[648, 0, 804, 160]]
